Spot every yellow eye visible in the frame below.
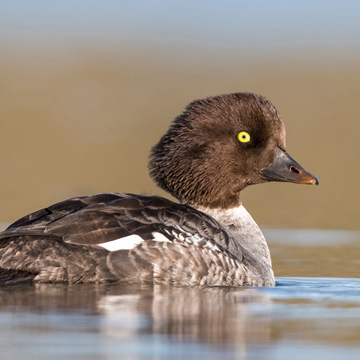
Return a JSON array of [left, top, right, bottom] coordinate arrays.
[[237, 131, 251, 143]]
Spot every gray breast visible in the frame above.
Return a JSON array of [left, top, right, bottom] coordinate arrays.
[[195, 205, 275, 287]]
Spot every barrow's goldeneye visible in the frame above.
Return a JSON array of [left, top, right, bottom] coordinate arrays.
[[0, 93, 318, 286]]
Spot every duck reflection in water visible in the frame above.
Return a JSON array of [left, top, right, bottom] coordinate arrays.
[[0, 283, 272, 344]]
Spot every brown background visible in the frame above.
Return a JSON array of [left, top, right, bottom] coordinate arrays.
[[0, 2, 359, 231]]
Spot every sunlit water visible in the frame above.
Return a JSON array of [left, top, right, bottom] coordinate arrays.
[[0, 230, 359, 360]]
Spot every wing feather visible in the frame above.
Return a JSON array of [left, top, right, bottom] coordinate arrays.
[[0, 193, 234, 256]]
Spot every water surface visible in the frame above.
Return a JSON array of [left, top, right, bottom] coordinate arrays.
[[1, 277, 360, 360], [1, 229, 359, 359]]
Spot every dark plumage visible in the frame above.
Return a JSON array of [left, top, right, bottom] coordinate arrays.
[[0, 93, 318, 286], [149, 93, 286, 209]]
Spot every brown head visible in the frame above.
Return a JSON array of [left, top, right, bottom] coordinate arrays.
[[149, 93, 318, 209]]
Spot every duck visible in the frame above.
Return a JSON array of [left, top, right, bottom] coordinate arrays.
[[0, 92, 318, 286]]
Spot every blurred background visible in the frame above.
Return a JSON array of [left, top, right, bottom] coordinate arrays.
[[0, 0, 359, 231]]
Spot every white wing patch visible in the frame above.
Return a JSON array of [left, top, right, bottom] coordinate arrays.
[[98, 227, 221, 252], [151, 232, 172, 243], [98, 232, 171, 252], [165, 225, 222, 252], [98, 235, 144, 251]]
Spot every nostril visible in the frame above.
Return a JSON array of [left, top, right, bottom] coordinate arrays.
[[290, 166, 300, 174]]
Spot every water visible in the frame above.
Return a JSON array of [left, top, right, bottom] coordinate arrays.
[[0, 230, 359, 360], [1, 278, 360, 360]]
